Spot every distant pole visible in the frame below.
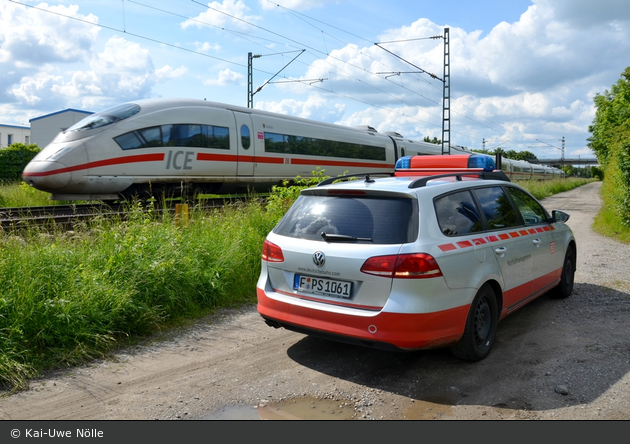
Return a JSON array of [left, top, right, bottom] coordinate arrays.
[[441, 27, 450, 155], [561, 136, 565, 161]]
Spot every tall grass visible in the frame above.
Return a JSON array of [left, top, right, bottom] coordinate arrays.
[[0, 199, 278, 391], [0, 182, 61, 207], [593, 194, 630, 243], [516, 177, 597, 200]]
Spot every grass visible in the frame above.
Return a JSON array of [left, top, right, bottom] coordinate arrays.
[[0, 198, 278, 391], [515, 177, 598, 200], [593, 199, 630, 243], [0, 181, 82, 207]]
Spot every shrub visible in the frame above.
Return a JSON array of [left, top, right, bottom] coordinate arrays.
[[0, 143, 40, 183]]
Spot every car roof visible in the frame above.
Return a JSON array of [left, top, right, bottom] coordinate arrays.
[[303, 154, 513, 198], [303, 173, 515, 199]]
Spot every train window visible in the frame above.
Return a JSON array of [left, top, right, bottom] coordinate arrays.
[[138, 127, 162, 147], [114, 124, 230, 150], [263, 131, 386, 161], [241, 125, 250, 149], [114, 131, 144, 150], [212, 126, 230, 149], [66, 103, 140, 133]]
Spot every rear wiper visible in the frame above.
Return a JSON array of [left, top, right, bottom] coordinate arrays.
[[321, 232, 373, 242]]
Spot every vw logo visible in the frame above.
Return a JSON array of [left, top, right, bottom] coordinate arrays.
[[312, 251, 326, 268]]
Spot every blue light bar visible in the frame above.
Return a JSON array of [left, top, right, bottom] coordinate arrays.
[[468, 154, 496, 172], [395, 156, 412, 170]]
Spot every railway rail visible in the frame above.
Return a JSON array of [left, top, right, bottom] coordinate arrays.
[[0, 197, 250, 231]]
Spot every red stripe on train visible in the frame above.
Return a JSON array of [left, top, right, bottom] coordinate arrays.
[[22, 153, 166, 177]]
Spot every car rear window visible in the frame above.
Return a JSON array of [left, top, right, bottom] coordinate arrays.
[[273, 195, 417, 244]]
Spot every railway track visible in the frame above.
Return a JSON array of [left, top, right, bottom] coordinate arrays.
[[0, 197, 251, 231]]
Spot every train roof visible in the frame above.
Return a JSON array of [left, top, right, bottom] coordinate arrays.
[[127, 98, 387, 138]]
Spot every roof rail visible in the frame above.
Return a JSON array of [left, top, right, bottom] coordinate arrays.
[[316, 172, 394, 187], [408, 171, 510, 189]]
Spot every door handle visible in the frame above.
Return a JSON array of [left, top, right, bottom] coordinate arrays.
[[494, 247, 507, 257], [532, 239, 541, 246]]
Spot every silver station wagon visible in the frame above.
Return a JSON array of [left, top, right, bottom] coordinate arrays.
[[256, 154, 576, 361]]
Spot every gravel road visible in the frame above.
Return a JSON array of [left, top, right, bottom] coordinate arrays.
[[1, 181, 629, 420]]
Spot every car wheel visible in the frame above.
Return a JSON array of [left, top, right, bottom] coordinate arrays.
[[451, 284, 498, 362], [550, 245, 575, 299]]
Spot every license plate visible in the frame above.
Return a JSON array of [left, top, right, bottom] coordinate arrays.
[[293, 275, 352, 299]]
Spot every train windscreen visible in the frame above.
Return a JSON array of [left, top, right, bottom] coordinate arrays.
[[65, 103, 141, 133]]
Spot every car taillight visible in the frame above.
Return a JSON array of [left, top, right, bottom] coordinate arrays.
[[361, 253, 443, 279], [262, 239, 284, 262]]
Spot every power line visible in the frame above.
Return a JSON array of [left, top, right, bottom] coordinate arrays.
[[9, 0, 248, 69], [11, 0, 512, 146]]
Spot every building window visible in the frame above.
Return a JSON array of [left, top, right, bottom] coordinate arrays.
[[7, 134, 13, 145]]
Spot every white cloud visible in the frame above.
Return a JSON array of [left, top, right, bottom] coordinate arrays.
[[194, 41, 222, 53], [181, 0, 258, 31], [0, 2, 99, 66], [256, 95, 345, 122], [204, 68, 244, 86], [156, 65, 189, 81]]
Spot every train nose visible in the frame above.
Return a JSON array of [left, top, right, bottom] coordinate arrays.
[[22, 160, 72, 191]]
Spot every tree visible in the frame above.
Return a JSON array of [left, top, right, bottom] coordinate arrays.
[[588, 66, 630, 227], [423, 136, 441, 145], [501, 150, 539, 163], [588, 66, 630, 165]]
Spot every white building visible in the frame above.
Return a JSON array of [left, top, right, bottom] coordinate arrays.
[[0, 124, 31, 148], [29, 108, 93, 148]]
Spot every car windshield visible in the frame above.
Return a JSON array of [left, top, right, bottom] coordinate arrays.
[[274, 195, 417, 244], [65, 103, 141, 133]]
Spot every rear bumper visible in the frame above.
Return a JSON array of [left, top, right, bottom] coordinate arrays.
[[256, 287, 469, 350]]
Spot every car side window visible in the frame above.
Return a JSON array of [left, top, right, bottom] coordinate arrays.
[[472, 186, 519, 230], [435, 190, 483, 236], [506, 187, 548, 225]]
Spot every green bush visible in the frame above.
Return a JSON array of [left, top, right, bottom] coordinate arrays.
[[588, 66, 630, 232], [0, 143, 40, 183]]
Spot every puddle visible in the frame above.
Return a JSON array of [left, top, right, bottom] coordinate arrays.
[[203, 397, 356, 420], [402, 400, 454, 420]]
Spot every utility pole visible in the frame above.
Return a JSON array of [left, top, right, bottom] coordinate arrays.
[[247, 52, 261, 108], [441, 28, 450, 155], [375, 29, 450, 154], [247, 50, 305, 108]]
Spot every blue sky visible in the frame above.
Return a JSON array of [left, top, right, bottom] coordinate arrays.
[[2, 0, 629, 160]]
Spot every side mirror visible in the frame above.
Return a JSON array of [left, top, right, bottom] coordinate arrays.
[[552, 210, 570, 223]]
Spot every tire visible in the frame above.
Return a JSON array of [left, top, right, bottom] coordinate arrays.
[[550, 245, 575, 299], [451, 284, 498, 362]]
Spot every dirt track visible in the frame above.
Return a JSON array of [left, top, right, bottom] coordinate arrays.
[[1, 181, 629, 420]]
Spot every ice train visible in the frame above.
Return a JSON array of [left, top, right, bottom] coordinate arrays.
[[22, 98, 563, 201]]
